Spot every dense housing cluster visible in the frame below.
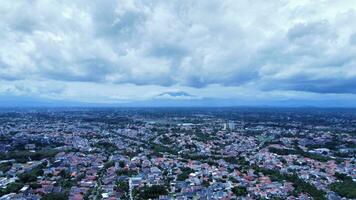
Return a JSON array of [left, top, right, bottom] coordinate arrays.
[[0, 108, 355, 200]]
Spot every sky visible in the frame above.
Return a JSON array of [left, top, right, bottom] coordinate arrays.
[[1, 0, 356, 107]]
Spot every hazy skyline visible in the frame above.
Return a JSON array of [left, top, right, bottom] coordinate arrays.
[[1, 0, 356, 106]]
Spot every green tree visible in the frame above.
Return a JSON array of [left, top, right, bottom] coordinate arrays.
[[177, 167, 194, 181], [134, 185, 168, 199], [0, 182, 24, 197], [41, 192, 68, 200], [119, 160, 125, 168], [330, 179, 356, 198], [232, 186, 247, 196]]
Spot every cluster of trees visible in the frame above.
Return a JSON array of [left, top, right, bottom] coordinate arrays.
[[133, 185, 168, 199], [306, 140, 340, 150], [104, 160, 115, 169], [118, 160, 125, 168], [116, 168, 138, 177], [232, 186, 247, 196], [41, 192, 67, 200], [0, 149, 59, 163], [151, 144, 178, 156], [194, 129, 212, 142], [0, 182, 24, 197], [116, 179, 129, 199], [18, 163, 45, 183], [0, 162, 46, 197], [57, 169, 76, 189], [13, 140, 64, 151], [254, 167, 326, 200], [202, 179, 211, 187], [269, 147, 332, 163], [94, 141, 118, 153], [268, 147, 298, 155], [330, 173, 356, 198], [224, 157, 249, 166], [177, 167, 195, 181], [160, 135, 172, 145], [0, 162, 12, 173], [181, 154, 210, 161]]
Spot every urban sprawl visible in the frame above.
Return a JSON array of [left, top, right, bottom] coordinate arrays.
[[0, 108, 355, 200]]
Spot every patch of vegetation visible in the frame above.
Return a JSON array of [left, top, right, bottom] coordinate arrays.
[[254, 167, 326, 200], [177, 167, 194, 181], [202, 179, 210, 187], [334, 172, 351, 181], [0, 182, 24, 197], [0, 162, 47, 196], [269, 147, 298, 155], [29, 182, 41, 189], [194, 129, 212, 142], [151, 144, 178, 156], [330, 173, 356, 198], [41, 192, 68, 200], [224, 157, 249, 166], [269, 147, 332, 162], [18, 162, 46, 183], [94, 141, 118, 153], [104, 160, 115, 169], [160, 135, 172, 145], [0, 162, 12, 173], [116, 169, 138, 177], [116, 179, 129, 199], [0, 149, 60, 163], [232, 186, 247, 196], [119, 160, 125, 168], [181, 154, 210, 160], [133, 185, 168, 199]]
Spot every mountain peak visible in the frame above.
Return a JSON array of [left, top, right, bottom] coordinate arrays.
[[155, 91, 196, 99]]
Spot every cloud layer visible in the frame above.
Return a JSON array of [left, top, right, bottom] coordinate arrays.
[[1, 0, 356, 104]]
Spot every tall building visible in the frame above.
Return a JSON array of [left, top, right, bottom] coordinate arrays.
[[222, 123, 227, 130], [228, 122, 235, 130]]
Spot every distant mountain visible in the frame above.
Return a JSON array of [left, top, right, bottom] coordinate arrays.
[[155, 91, 197, 99]]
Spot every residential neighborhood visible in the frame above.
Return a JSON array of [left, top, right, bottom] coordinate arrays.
[[0, 108, 355, 199]]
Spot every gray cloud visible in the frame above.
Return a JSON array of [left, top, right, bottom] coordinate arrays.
[[0, 0, 356, 98], [350, 33, 356, 45]]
